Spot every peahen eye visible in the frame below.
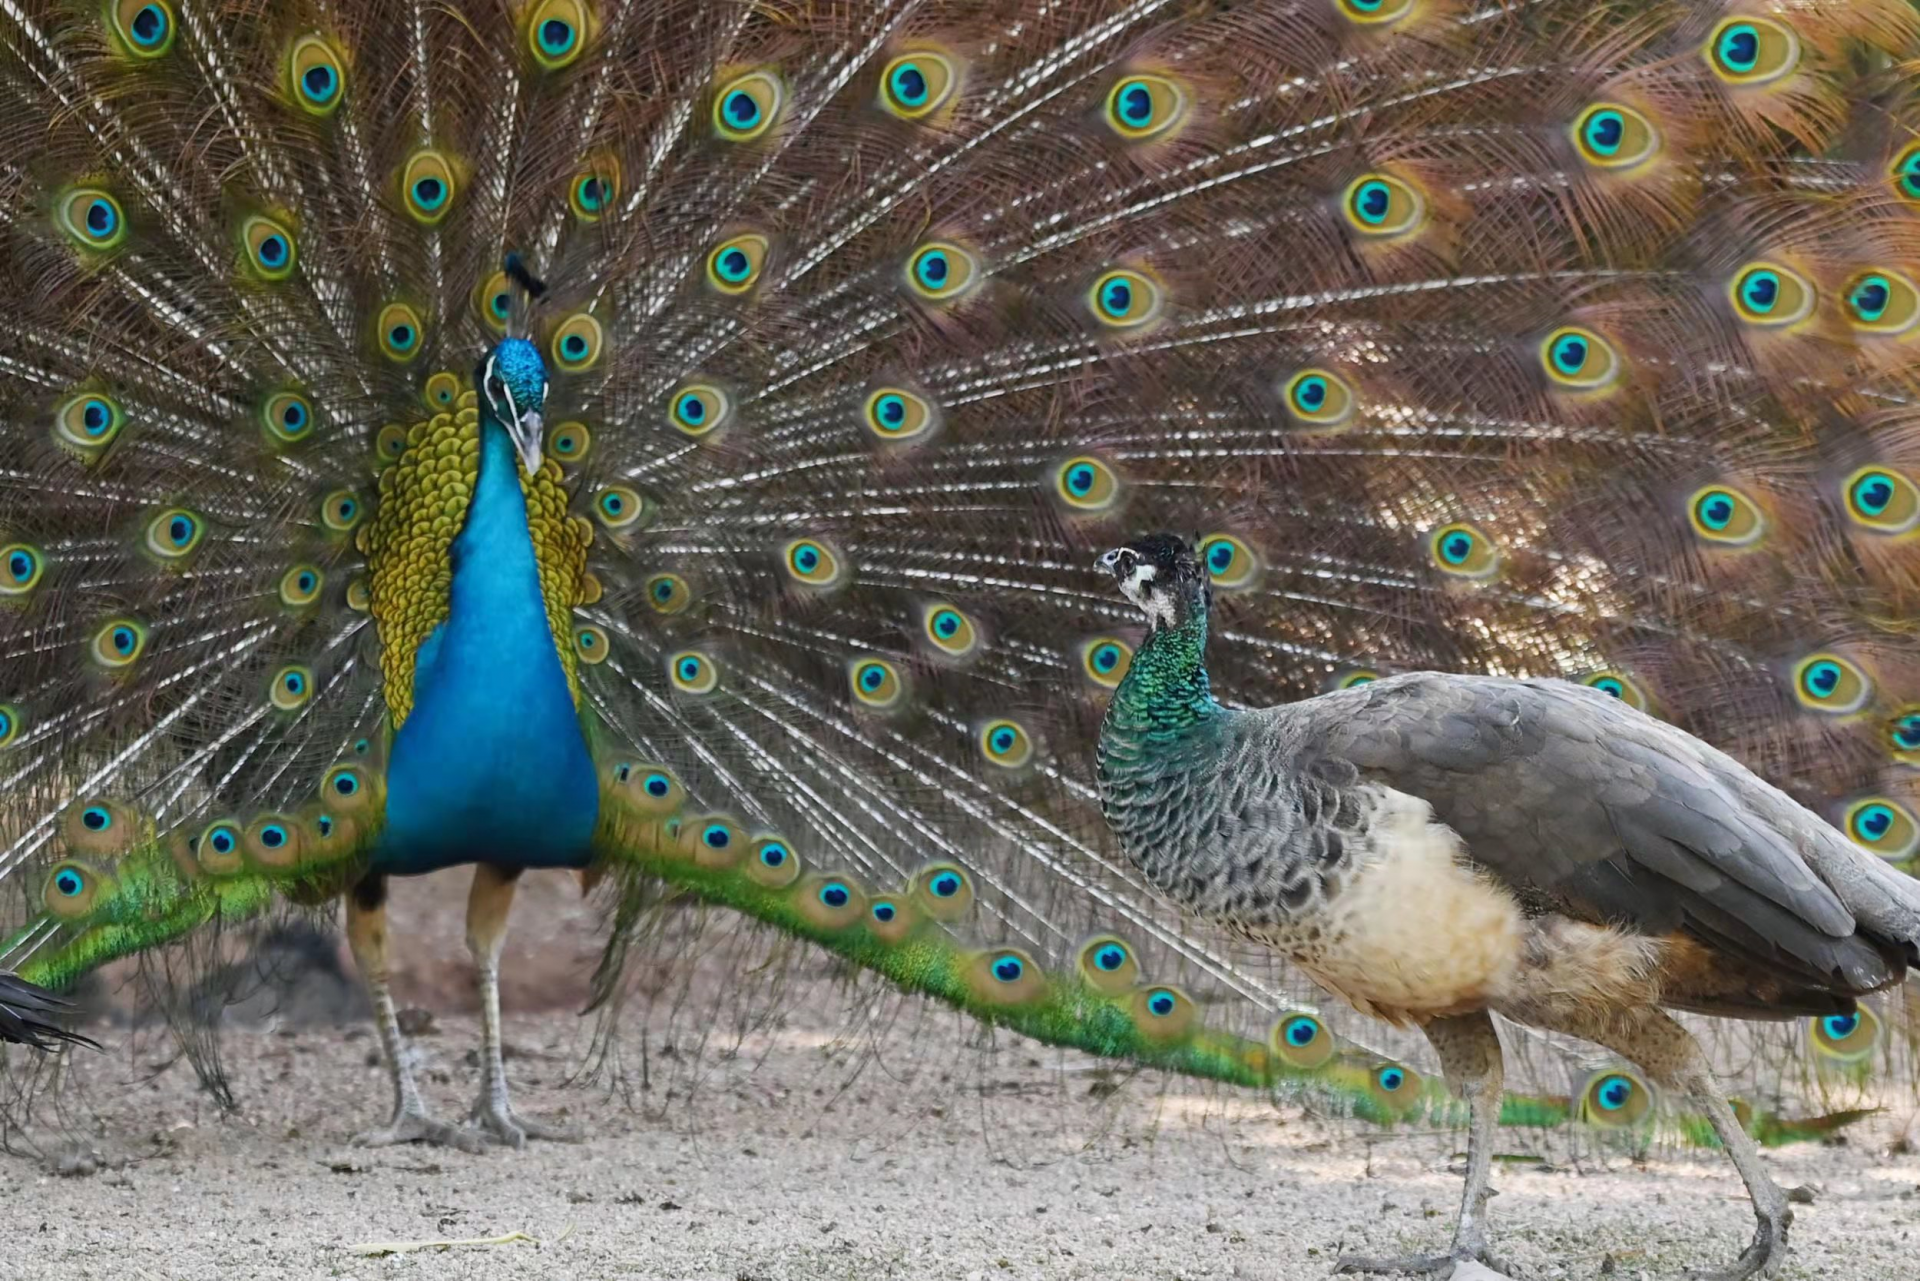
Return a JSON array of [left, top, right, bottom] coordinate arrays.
[[1705, 17, 1799, 86], [1790, 652, 1871, 714], [1687, 484, 1765, 546], [879, 50, 960, 119], [1842, 466, 1919, 534], [1104, 74, 1189, 142]]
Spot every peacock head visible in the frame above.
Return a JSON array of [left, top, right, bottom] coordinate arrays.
[[478, 338, 549, 476], [1099, 533, 1211, 632]]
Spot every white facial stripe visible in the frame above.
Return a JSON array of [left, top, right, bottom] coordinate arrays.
[[1118, 561, 1174, 630]]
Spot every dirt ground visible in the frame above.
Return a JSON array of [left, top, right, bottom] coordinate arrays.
[[2, 870, 1917, 1281]]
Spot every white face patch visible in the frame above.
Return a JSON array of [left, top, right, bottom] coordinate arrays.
[[1118, 561, 1176, 630]]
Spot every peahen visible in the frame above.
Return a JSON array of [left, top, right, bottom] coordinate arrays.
[[0, 0, 1915, 1257], [1096, 532, 1920, 1279]]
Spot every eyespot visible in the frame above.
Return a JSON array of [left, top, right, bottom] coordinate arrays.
[[276, 564, 324, 610], [1842, 467, 1920, 535], [109, 1, 175, 57], [612, 760, 684, 814], [58, 188, 128, 252], [420, 372, 461, 410], [668, 649, 718, 695], [1428, 523, 1499, 578], [1809, 1007, 1880, 1063], [526, 0, 590, 70], [783, 538, 845, 588], [1705, 17, 1799, 87], [1728, 262, 1815, 328], [0, 703, 21, 750], [539, 421, 590, 466], [712, 68, 785, 142], [979, 719, 1033, 769], [742, 833, 801, 886], [1342, 173, 1425, 238], [967, 948, 1046, 1006], [1, 544, 44, 598], [879, 50, 959, 120], [400, 151, 458, 224], [548, 311, 604, 373], [1198, 533, 1258, 589], [645, 573, 692, 615], [1333, 0, 1415, 26], [320, 763, 380, 814], [1891, 143, 1920, 207], [905, 241, 979, 303], [1055, 456, 1121, 513], [90, 617, 148, 669], [376, 302, 426, 362], [570, 158, 619, 222], [351, 738, 372, 757], [1889, 707, 1920, 762], [475, 270, 512, 334], [287, 34, 345, 115], [194, 820, 244, 875], [258, 390, 316, 448], [1843, 797, 1918, 861], [1579, 1069, 1655, 1127], [320, 489, 363, 533], [848, 657, 903, 710], [64, 798, 141, 857], [1333, 669, 1380, 691], [1368, 1062, 1421, 1112], [1075, 935, 1139, 996], [796, 873, 867, 930], [363, 424, 405, 470], [1581, 670, 1650, 714], [922, 604, 980, 659], [1570, 104, 1659, 172], [1281, 368, 1358, 430], [1269, 1012, 1335, 1070], [865, 896, 917, 943], [703, 232, 771, 296], [240, 214, 298, 282], [142, 507, 206, 562], [1087, 268, 1165, 331], [910, 862, 973, 920], [54, 391, 128, 459], [669, 383, 733, 438], [594, 486, 649, 531], [1130, 985, 1196, 1040], [1843, 270, 1920, 336], [1539, 326, 1621, 392], [1078, 637, 1134, 690], [862, 387, 937, 443], [1687, 484, 1765, 547], [346, 577, 370, 611], [45, 860, 108, 918], [574, 624, 609, 664], [1104, 74, 1188, 142], [1791, 652, 1871, 715], [240, 813, 304, 870]]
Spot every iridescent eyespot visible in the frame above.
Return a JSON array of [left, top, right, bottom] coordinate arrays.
[[55, 391, 128, 459], [279, 564, 324, 608], [979, 719, 1033, 768], [144, 507, 205, 561], [922, 604, 980, 659], [287, 34, 345, 115], [45, 860, 106, 917], [1333, 669, 1379, 691], [421, 372, 460, 409], [261, 391, 316, 446], [321, 489, 363, 532], [1075, 934, 1139, 995], [241, 214, 298, 282], [1055, 456, 1120, 512], [400, 151, 458, 224], [669, 383, 733, 438], [574, 625, 609, 664], [1130, 985, 1195, 1040], [879, 50, 960, 120], [58, 188, 128, 252], [1334, 0, 1415, 25], [346, 578, 370, 611], [798, 874, 864, 929], [245, 814, 304, 869], [90, 617, 148, 669], [645, 573, 691, 615], [862, 387, 937, 443], [373, 424, 408, 467], [1706, 16, 1799, 87], [1687, 484, 1765, 547], [1842, 466, 1919, 535], [1087, 268, 1164, 331], [1428, 523, 1499, 578], [549, 311, 604, 373], [668, 649, 718, 694], [1080, 637, 1134, 689], [1581, 670, 1649, 714], [706, 233, 770, 296], [783, 538, 845, 588], [1540, 326, 1621, 392], [1889, 707, 1920, 761], [1729, 262, 1815, 328], [594, 486, 649, 531], [1281, 368, 1357, 429], [1844, 797, 1918, 860], [1843, 270, 1920, 336], [1342, 173, 1425, 237], [1809, 1006, 1880, 1063], [1892, 143, 1920, 206], [1369, 1062, 1421, 1110], [1198, 534, 1258, 589], [474, 270, 512, 334], [848, 657, 903, 709], [910, 861, 973, 919], [570, 159, 619, 222], [0, 703, 21, 750], [376, 302, 426, 362], [1270, 1012, 1334, 1069], [735, 831, 796, 882], [197, 820, 244, 874], [526, 0, 591, 70], [967, 948, 1045, 1006], [109, 1, 175, 57], [1579, 1069, 1655, 1127], [1104, 74, 1188, 142], [1, 544, 44, 597], [1570, 104, 1659, 172], [713, 69, 785, 141], [1791, 653, 1871, 715], [549, 421, 590, 462], [322, 764, 376, 811], [905, 241, 979, 303], [820, 879, 855, 909]]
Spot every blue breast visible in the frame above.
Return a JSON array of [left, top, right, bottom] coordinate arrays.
[[379, 422, 599, 874]]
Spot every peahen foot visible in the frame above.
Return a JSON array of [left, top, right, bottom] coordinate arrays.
[[1684, 1207, 1791, 1281], [466, 1100, 583, 1149], [352, 1107, 487, 1154]]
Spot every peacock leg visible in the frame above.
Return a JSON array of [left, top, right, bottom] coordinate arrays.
[[1334, 1010, 1510, 1278], [345, 876, 484, 1152], [463, 864, 583, 1147]]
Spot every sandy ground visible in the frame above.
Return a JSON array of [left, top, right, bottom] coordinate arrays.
[[2, 871, 1917, 1281]]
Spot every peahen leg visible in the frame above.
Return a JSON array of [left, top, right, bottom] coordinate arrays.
[[345, 876, 483, 1152], [464, 864, 582, 1147], [1335, 1011, 1509, 1278]]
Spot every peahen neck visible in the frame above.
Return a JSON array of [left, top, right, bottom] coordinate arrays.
[[380, 412, 598, 874], [1104, 598, 1221, 744]]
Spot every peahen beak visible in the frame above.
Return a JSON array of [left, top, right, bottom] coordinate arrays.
[[507, 409, 544, 476], [1096, 547, 1128, 578]]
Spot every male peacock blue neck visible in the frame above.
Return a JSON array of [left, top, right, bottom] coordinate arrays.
[[379, 341, 598, 874]]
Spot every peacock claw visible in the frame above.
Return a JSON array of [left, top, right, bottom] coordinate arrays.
[[1684, 1207, 1791, 1281], [351, 1109, 487, 1154], [466, 1102, 584, 1149], [1332, 1247, 1515, 1279]]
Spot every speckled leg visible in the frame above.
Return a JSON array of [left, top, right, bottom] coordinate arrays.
[[464, 864, 582, 1148], [1335, 1011, 1509, 1278], [345, 876, 483, 1152]]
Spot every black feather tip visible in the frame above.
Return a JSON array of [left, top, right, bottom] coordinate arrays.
[[503, 253, 549, 302]]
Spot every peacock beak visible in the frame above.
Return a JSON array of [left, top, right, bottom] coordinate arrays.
[[507, 410, 544, 476]]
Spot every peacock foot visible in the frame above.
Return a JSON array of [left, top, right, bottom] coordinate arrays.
[[1684, 1206, 1790, 1281], [467, 1100, 584, 1149], [351, 1107, 487, 1154], [1333, 1242, 1514, 1279]]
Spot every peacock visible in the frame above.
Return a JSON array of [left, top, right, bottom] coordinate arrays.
[[0, 972, 96, 1050], [0, 0, 1917, 1265]]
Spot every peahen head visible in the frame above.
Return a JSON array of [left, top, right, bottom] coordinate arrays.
[[477, 338, 549, 476], [1099, 533, 1211, 633]]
